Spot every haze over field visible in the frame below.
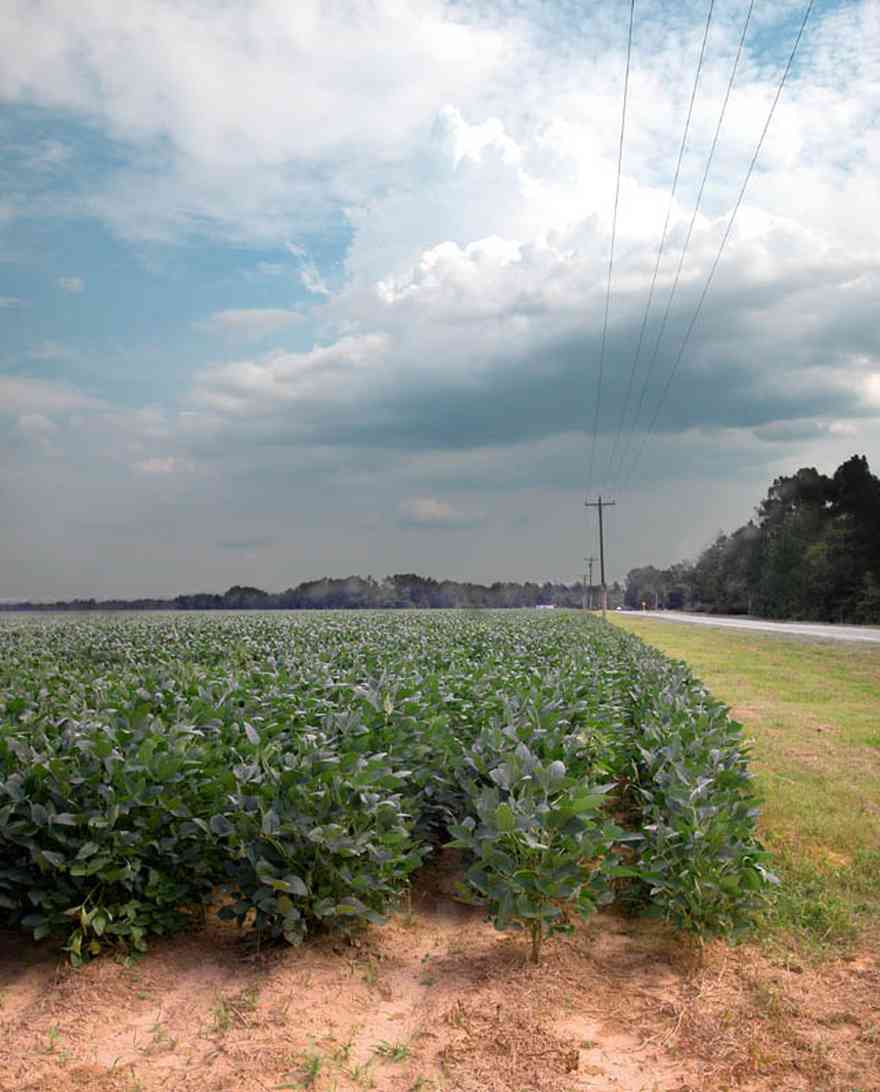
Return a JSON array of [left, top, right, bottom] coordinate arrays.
[[1, 0, 878, 598]]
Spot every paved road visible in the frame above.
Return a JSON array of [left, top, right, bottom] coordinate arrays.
[[629, 611, 880, 645]]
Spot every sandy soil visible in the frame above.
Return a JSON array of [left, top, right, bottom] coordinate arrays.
[[1, 856, 878, 1092]]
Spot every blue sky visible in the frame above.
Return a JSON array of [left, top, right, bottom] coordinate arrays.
[[1, 0, 878, 598]]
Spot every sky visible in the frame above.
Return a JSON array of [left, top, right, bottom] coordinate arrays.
[[1, 0, 879, 599]]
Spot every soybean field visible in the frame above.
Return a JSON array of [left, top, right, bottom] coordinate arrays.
[[0, 610, 770, 967]]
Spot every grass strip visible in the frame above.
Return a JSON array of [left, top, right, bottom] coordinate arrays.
[[608, 614, 880, 953]]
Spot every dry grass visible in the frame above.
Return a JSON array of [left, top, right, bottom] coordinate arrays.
[[1, 857, 879, 1091]]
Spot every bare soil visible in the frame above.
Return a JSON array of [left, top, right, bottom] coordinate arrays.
[[1, 856, 878, 1092]]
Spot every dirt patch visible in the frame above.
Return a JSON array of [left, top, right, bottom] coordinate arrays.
[[1, 865, 878, 1092]]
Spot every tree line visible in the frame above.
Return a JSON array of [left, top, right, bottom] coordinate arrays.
[[1, 573, 625, 613], [625, 454, 880, 623]]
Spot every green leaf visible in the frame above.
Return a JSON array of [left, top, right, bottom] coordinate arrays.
[[209, 814, 234, 837]]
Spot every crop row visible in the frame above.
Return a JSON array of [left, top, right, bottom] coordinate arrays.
[[0, 611, 774, 963]]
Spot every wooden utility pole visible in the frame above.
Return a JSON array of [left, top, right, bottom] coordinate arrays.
[[584, 497, 615, 617]]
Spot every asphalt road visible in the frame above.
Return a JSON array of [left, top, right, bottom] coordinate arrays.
[[629, 610, 880, 645]]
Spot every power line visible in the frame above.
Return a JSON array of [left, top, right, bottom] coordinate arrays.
[[622, 0, 813, 491], [605, 0, 715, 490], [585, 0, 635, 497], [615, 0, 755, 488]]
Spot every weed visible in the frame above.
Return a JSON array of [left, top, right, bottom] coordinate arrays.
[[444, 1001, 468, 1029], [762, 850, 859, 952], [210, 987, 259, 1034], [398, 885, 417, 927], [297, 1050, 324, 1087], [144, 1022, 176, 1055], [210, 998, 234, 1035], [347, 1059, 375, 1087], [373, 1039, 410, 1062], [43, 1025, 70, 1063], [419, 955, 437, 986], [331, 1037, 354, 1064]]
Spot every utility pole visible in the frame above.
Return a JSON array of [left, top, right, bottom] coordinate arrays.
[[584, 497, 616, 617], [583, 555, 597, 610]]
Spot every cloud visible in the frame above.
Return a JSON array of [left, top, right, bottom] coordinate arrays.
[[16, 412, 57, 436], [0, 0, 515, 242], [184, 214, 879, 472], [28, 340, 75, 361], [58, 276, 83, 294], [300, 264, 329, 296], [397, 496, 481, 529], [217, 537, 274, 551], [197, 308, 304, 339], [190, 333, 388, 418], [753, 419, 829, 444], [0, 376, 102, 414], [26, 138, 72, 170], [132, 456, 184, 475], [14, 412, 59, 454], [0, 296, 25, 308], [1, 0, 880, 597]]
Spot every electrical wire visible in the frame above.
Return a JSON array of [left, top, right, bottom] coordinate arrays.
[[605, 0, 715, 490], [585, 0, 635, 498], [622, 0, 814, 491], [616, 0, 756, 489]]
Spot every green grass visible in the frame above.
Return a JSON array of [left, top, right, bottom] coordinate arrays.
[[608, 615, 880, 951]]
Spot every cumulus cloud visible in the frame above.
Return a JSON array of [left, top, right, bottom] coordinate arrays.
[[14, 412, 59, 454], [184, 212, 878, 472], [58, 276, 83, 294], [0, 0, 515, 242], [753, 419, 829, 444], [132, 456, 185, 475], [197, 308, 304, 339], [190, 334, 389, 419], [16, 412, 57, 436], [300, 264, 330, 296], [398, 497, 481, 529], [15, 3, 878, 472], [0, 376, 102, 414]]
